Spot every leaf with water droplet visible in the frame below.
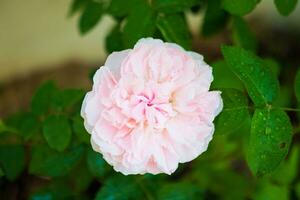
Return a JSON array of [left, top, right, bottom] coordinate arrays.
[[222, 46, 280, 106], [247, 108, 293, 176]]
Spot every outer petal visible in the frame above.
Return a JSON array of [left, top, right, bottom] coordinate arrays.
[[104, 49, 131, 79]]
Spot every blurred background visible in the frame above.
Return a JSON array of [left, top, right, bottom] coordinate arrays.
[[0, 0, 300, 117]]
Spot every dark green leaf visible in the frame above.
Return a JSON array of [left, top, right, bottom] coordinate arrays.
[[95, 175, 142, 200], [157, 182, 203, 200], [215, 89, 249, 135], [105, 24, 124, 53], [295, 68, 300, 102], [211, 60, 243, 90], [87, 148, 110, 178], [232, 16, 257, 52], [0, 167, 4, 177], [0, 145, 25, 181], [29, 181, 73, 200], [247, 108, 292, 176], [68, 161, 93, 193], [31, 81, 58, 115], [79, 1, 103, 34], [221, 46, 280, 106], [29, 144, 84, 177], [72, 115, 90, 144], [19, 113, 40, 140], [153, 0, 200, 13], [123, 1, 156, 48], [69, 0, 89, 16], [274, 0, 298, 16], [43, 115, 72, 152], [202, 0, 229, 36], [156, 13, 191, 49], [222, 0, 260, 16], [107, 0, 133, 18], [53, 88, 85, 110]]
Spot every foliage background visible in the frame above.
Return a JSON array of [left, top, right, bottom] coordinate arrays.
[[1, 0, 300, 199]]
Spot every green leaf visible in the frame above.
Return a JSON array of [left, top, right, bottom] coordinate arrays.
[[68, 161, 93, 193], [43, 115, 72, 152], [19, 113, 40, 140], [123, 0, 156, 48], [247, 108, 293, 176], [53, 88, 85, 110], [156, 13, 191, 50], [105, 24, 124, 53], [202, 0, 229, 36], [72, 115, 90, 144], [157, 182, 203, 200], [232, 16, 257, 52], [221, 46, 280, 106], [274, 0, 298, 16], [87, 148, 110, 178], [31, 81, 58, 115], [263, 58, 281, 77], [269, 146, 298, 185], [215, 89, 249, 135], [222, 0, 259, 16], [295, 68, 300, 102], [79, 1, 103, 34], [254, 182, 289, 200], [0, 167, 4, 177], [95, 175, 143, 200], [69, 0, 88, 16], [29, 181, 73, 200], [29, 144, 84, 177], [211, 60, 243, 90], [0, 145, 25, 181], [107, 0, 133, 18], [153, 0, 200, 13]]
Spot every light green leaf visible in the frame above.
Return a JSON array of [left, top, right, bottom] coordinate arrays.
[[263, 58, 281, 77], [31, 81, 58, 115], [79, 1, 103, 34], [202, 0, 229, 36], [222, 0, 260, 16], [247, 108, 293, 176], [87, 148, 110, 178], [221, 46, 280, 106], [156, 13, 191, 49], [43, 115, 72, 152], [274, 0, 298, 16], [29, 144, 84, 177], [0, 145, 25, 181], [95, 175, 143, 200], [232, 16, 257, 51], [153, 0, 200, 13], [295, 68, 300, 102], [215, 89, 249, 135], [269, 146, 298, 185], [254, 182, 289, 200], [123, 0, 156, 48], [211, 60, 243, 90]]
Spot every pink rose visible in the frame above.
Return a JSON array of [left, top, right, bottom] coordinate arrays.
[[81, 38, 223, 175]]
